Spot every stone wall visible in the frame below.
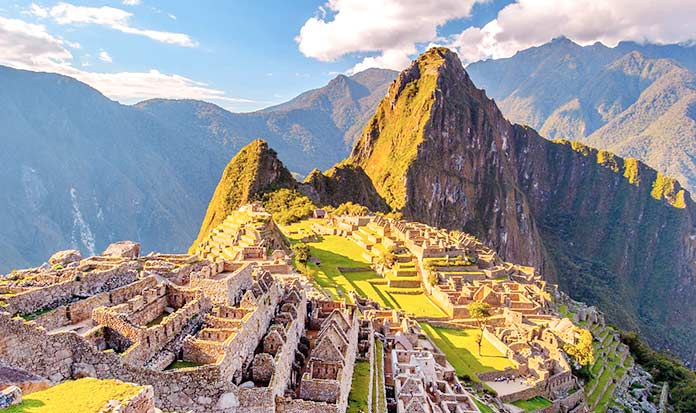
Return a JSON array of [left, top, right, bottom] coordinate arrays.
[[275, 397, 340, 413], [0, 314, 239, 412], [191, 263, 254, 306], [5, 263, 140, 316]]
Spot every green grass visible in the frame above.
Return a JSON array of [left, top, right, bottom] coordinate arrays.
[[289, 233, 446, 318], [4, 378, 142, 413], [473, 397, 494, 413], [347, 360, 371, 413], [420, 323, 514, 379], [146, 312, 167, 328], [166, 360, 203, 370], [20, 307, 54, 321], [511, 396, 553, 411], [373, 340, 386, 413]]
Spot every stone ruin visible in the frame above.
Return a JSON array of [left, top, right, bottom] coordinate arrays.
[[0, 204, 596, 413]]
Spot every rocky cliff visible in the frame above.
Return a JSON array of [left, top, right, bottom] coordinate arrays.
[[347, 47, 696, 361]]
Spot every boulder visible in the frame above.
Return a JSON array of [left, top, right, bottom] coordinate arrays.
[[251, 353, 275, 384], [48, 249, 82, 267], [0, 385, 22, 408], [103, 241, 140, 259], [72, 363, 96, 379]]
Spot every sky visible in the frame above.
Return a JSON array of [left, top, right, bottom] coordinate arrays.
[[0, 0, 694, 112]]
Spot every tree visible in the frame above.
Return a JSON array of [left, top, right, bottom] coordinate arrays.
[[563, 327, 594, 367], [260, 189, 315, 225], [293, 243, 310, 265], [467, 302, 491, 355], [333, 201, 368, 216]]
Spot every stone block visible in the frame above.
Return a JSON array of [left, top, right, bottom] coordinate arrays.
[[103, 241, 141, 259], [49, 249, 82, 267]]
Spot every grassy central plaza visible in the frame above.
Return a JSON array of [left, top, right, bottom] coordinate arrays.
[[420, 323, 514, 380], [283, 222, 446, 318]]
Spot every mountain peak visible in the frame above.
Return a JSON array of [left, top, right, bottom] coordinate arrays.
[[190, 139, 295, 251]]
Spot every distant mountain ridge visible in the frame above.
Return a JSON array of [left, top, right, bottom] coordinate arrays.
[[467, 37, 696, 191], [0, 65, 396, 271]]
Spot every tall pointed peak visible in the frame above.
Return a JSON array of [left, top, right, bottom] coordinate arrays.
[[348, 47, 494, 210], [191, 139, 295, 250]]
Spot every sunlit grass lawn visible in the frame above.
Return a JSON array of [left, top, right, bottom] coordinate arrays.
[[511, 396, 553, 411], [285, 231, 446, 318], [347, 360, 371, 413], [4, 378, 142, 413], [420, 323, 514, 379]]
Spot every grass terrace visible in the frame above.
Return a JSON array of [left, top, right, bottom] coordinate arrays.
[[511, 396, 553, 412], [4, 378, 143, 413], [373, 340, 387, 413], [347, 360, 371, 413], [473, 397, 494, 413], [420, 323, 514, 380]]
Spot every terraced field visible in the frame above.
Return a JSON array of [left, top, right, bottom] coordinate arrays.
[[585, 323, 633, 412]]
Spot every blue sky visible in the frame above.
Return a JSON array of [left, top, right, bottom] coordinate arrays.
[[0, 0, 693, 111]]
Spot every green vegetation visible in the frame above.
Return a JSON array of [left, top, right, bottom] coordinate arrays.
[[347, 360, 371, 413], [563, 327, 594, 366], [473, 397, 494, 413], [292, 242, 310, 264], [4, 378, 142, 413], [166, 360, 203, 370], [350, 48, 446, 210], [20, 307, 53, 321], [260, 188, 316, 224], [420, 323, 514, 380], [286, 233, 446, 318], [191, 139, 295, 251], [333, 201, 369, 216], [650, 173, 687, 208], [511, 396, 553, 412], [373, 340, 386, 413], [146, 312, 168, 328], [621, 332, 696, 413]]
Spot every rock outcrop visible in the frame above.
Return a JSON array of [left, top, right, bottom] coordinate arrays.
[[48, 250, 82, 267]]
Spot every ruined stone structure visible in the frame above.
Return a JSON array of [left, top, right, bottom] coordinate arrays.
[[0, 204, 594, 412]]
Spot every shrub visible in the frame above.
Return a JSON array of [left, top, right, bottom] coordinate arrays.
[[563, 327, 594, 366], [260, 189, 316, 225], [333, 201, 369, 216], [293, 243, 310, 264]]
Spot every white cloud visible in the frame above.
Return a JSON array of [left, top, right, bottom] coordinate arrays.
[[296, 0, 482, 72], [98, 50, 112, 63], [0, 16, 249, 108], [447, 0, 696, 62], [122, 0, 142, 5], [31, 2, 196, 47]]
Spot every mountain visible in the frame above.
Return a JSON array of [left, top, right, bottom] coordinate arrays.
[[350, 47, 696, 362], [137, 67, 397, 174], [0, 66, 395, 272], [191, 139, 295, 249], [467, 37, 696, 191], [196, 47, 696, 363]]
